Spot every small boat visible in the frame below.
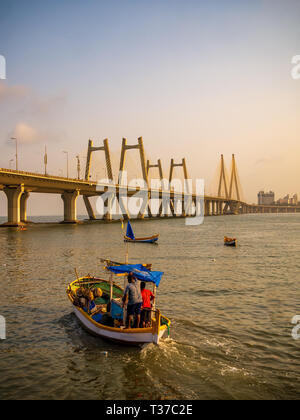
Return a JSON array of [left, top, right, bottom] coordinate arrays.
[[124, 220, 159, 244], [18, 226, 27, 232], [224, 236, 237, 247], [66, 261, 170, 345]]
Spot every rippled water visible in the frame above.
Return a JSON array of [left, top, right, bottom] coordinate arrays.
[[1, 214, 300, 400]]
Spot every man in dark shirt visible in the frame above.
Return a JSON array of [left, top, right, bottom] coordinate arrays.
[[122, 273, 143, 328]]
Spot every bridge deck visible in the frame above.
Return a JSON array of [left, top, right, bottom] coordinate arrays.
[[1, 168, 300, 226]]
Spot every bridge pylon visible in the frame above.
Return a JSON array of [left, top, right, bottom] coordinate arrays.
[[85, 138, 113, 182], [84, 138, 113, 220], [229, 154, 241, 202], [118, 137, 149, 219], [168, 158, 190, 217], [217, 154, 242, 215], [147, 159, 164, 182], [217, 154, 229, 199], [146, 159, 164, 218]]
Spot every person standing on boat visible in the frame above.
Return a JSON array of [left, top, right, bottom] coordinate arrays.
[[122, 273, 142, 329], [140, 282, 155, 328]]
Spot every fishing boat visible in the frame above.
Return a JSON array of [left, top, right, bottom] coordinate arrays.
[[66, 261, 170, 345], [18, 226, 27, 232], [224, 236, 237, 247], [124, 220, 159, 244]]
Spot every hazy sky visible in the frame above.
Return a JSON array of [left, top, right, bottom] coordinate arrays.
[[1, 0, 300, 215]]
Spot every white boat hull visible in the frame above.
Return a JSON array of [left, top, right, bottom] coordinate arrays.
[[73, 306, 167, 345]]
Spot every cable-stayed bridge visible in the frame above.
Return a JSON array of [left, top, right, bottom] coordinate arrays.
[[0, 137, 299, 226]]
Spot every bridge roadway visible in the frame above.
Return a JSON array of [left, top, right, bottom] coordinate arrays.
[[0, 168, 299, 226]]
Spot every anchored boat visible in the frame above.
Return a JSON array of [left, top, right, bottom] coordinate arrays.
[[124, 220, 159, 244], [66, 261, 170, 345], [224, 236, 237, 247]]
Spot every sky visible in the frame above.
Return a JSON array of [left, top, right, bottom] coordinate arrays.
[[0, 0, 300, 215]]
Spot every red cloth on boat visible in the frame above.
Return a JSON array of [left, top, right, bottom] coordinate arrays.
[[141, 289, 154, 309]]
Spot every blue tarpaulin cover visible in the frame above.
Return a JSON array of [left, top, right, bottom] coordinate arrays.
[[111, 300, 124, 319], [107, 264, 163, 287], [126, 221, 135, 240]]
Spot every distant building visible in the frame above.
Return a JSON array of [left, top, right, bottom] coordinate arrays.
[[258, 191, 275, 205], [276, 195, 289, 205], [276, 194, 298, 206], [291, 194, 298, 205]]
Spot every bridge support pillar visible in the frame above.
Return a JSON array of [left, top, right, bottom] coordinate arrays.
[[103, 191, 114, 221], [20, 192, 30, 223], [204, 200, 208, 216], [208, 200, 212, 216], [1, 185, 24, 227], [205, 200, 210, 216], [215, 201, 218, 215], [181, 197, 186, 218], [61, 190, 79, 223], [218, 201, 223, 215]]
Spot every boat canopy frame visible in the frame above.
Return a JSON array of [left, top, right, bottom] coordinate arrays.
[[106, 264, 163, 288]]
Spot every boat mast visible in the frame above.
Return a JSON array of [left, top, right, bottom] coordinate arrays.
[[153, 284, 156, 311], [125, 242, 129, 264], [121, 218, 129, 264], [109, 272, 113, 306]]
